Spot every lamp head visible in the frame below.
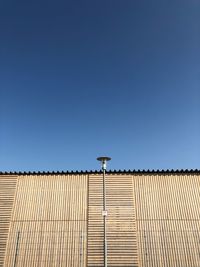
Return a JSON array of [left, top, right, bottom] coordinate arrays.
[[97, 156, 111, 170]]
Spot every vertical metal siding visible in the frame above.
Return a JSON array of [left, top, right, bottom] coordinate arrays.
[[1, 172, 199, 267], [0, 175, 17, 267], [134, 174, 200, 267], [4, 174, 88, 267]]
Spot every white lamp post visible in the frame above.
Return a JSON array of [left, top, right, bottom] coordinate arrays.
[[97, 156, 111, 267]]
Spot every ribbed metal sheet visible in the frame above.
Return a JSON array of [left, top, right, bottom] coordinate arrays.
[[1, 169, 200, 175], [134, 174, 200, 267], [4, 175, 88, 267], [0, 175, 17, 267], [0, 172, 199, 267]]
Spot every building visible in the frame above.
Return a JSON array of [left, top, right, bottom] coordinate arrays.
[[0, 169, 199, 267]]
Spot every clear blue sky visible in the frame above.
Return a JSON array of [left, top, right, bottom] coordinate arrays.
[[0, 0, 199, 171]]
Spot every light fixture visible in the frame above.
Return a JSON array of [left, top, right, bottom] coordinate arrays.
[[97, 156, 111, 267]]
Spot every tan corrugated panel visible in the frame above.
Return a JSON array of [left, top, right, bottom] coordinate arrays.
[[2, 171, 200, 267], [0, 175, 18, 267], [134, 174, 200, 267], [4, 174, 88, 267], [88, 174, 139, 267]]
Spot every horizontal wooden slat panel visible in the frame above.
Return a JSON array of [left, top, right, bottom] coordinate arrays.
[[0, 175, 18, 267], [88, 174, 139, 267]]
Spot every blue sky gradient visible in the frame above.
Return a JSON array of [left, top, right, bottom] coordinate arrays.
[[0, 0, 200, 171]]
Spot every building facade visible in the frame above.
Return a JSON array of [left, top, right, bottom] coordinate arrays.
[[0, 170, 199, 267]]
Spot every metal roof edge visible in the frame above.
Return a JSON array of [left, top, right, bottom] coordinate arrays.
[[0, 169, 200, 175]]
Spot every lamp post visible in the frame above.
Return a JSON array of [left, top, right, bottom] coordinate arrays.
[[97, 156, 111, 267]]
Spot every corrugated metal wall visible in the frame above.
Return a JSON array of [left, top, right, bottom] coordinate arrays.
[[0, 175, 17, 267], [134, 174, 200, 267], [4, 175, 88, 267], [0, 172, 199, 267]]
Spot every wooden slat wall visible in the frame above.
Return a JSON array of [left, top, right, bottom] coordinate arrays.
[[88, 174, 139, 267], [134, 174, 200, 267], [0, 175, 18, 267], [4, 174, 88, 267], [1, 172, 199, 267]]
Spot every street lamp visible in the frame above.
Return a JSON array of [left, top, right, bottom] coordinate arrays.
[[97, 156, 111, 267]]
